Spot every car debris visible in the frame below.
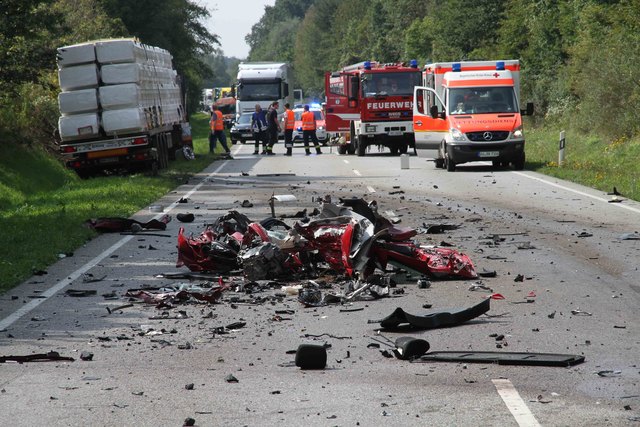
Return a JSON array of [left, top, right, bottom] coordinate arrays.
[[85, 215, 171, 232], [176, 199, 478, 281], [1, 351, 75, 363], [295, 343, 327, 369], [418, 351, 585, 367], [374, 299, 490, 330]]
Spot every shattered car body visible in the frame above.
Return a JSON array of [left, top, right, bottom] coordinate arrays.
[[176, 199, 477, 281]]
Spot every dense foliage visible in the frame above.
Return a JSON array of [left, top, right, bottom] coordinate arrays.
[[246, 0, 640, 140], [0, 0, 222, 147]]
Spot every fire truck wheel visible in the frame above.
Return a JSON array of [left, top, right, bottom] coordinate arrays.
[[338, 144, 347, 155], [347, 142, 356, 155], [356, 135, 366, 157]]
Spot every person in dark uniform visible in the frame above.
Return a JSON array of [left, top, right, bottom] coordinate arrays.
[[266, 101, 280, 155], [251, 104, 268, 155]]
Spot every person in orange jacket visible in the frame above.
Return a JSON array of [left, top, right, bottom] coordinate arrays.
[[301, 104, 322, 155], [210, 105, 232, 158], [283, 102, 295, 156]]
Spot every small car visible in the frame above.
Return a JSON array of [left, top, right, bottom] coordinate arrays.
[[230, 114, 254, 144], [291, 107, 328, 144]]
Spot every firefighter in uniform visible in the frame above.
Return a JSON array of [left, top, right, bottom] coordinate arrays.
[[283, 103, 295, 156], [301, 104, 322, 156], [209, 105, 232, 158]]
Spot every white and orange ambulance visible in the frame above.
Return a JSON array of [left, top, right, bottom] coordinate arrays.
[[413, 60, 533, 171]]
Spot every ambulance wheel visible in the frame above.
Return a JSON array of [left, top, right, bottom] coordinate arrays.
[[513, 153, 525, 170], [445, 152, 456, 172]]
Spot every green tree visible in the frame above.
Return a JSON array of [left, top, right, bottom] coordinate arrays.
[[101, 0, 220, 113]]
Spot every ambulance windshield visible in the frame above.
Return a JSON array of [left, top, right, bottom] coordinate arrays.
[[449, 87, 517, 115]]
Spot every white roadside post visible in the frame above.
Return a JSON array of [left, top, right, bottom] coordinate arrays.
[[558, 130, 566, 166]]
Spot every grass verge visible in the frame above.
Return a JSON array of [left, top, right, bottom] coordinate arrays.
[[0, 112, 224, 293], [525, 125, 640, 201]]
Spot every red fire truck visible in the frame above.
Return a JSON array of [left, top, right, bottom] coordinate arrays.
[[324, 60, 421, 156]]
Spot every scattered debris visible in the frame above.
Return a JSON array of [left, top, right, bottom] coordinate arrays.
[[295, 343, 327, 369], [376, 299, 490, 330], [419, 351, 585, 367], [0, 352, 75, 363], [176, 213, 195, 223], [85, 215, 171, 232]]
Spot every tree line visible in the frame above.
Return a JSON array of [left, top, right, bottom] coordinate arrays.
[[246, 0, 640, 140], [0, 0, 219, 147]]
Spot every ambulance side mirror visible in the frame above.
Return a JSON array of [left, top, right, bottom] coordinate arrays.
[[430, 105, 440, 119], [521, 102, 534, 116]]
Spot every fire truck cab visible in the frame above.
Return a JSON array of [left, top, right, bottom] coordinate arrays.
[[413, 60, 533, 171], [325, 61, 421, 156]]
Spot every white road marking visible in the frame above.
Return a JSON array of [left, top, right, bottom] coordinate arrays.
[[0, 160, 230, 331], [353, 169, 362, 176], [492, 379, 541, 427], [367, 186, 376, 193], [513, 171, 640, 215], [343, 159, 350, 164]]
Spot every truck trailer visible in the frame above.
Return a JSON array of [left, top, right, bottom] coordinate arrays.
[[325, 60, 422, 156], [412, 60, 533, 171], [55, 38, 190, 177]]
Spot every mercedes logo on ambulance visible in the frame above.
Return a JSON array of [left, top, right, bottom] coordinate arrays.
[[483, 132, 493, 141]]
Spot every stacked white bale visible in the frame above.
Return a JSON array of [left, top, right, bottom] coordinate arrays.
[[56, 38, 181, 141]]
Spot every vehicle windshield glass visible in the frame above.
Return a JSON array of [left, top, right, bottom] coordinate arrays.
[[294, 110, 322, 120], [449, 87, 517, 115], [362, 71, 421, 97], [217, 104, 235, 115], [237, 82, 281, 101], [237, 114, 251, 125]]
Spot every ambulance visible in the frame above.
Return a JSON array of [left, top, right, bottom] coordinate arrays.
[[413, 60, 533, 171]]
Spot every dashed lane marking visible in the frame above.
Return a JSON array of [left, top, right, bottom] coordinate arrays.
[[0, 159, 232, 331], [367, 186, 376, 193], [492, 379, 541, 427], [353, 169, 362, 176]]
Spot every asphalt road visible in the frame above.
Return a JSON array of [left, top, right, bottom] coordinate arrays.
[[1, 142, 639, 427]]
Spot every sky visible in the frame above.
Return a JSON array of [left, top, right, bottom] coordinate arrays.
[[201, 0, 277, 59]]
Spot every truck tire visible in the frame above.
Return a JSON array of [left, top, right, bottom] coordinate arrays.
[[356, 135, 366, 157]]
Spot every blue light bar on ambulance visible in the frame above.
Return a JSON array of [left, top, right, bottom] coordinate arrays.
[[409, 59, 418, 68], [364, 61, 372, 70], [496, 61, 505, 71], [452, 63, 461, 72]]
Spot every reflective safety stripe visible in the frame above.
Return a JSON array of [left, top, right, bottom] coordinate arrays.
[[285, 109, 295, 130], [302, 111, 316, 130]]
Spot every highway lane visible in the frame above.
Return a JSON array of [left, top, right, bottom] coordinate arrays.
[[1, 143, 638, 426]]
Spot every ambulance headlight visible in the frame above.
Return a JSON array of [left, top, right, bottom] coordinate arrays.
[[450, 128, 467, 141], [511, 125, 524, 139]]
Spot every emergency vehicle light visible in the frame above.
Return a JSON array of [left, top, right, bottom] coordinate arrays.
[[133, 137, 147, 145], [452, 63, 461, 72], [364, 61, 372, 70], [496, 61, 505, 71], [62, 146, 77, 153], [409, 59, 418, 68]]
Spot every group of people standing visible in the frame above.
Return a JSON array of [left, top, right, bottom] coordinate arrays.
[[209, 101, 323, 157]]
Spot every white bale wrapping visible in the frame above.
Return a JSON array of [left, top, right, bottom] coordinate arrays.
[[96, 39, 147, 64], [56, 42, 96, 68], [58, 89, 98, 115], [58, 64, 99, 91], [102, 108, 149, 134], [58, 113, 100, 141]]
